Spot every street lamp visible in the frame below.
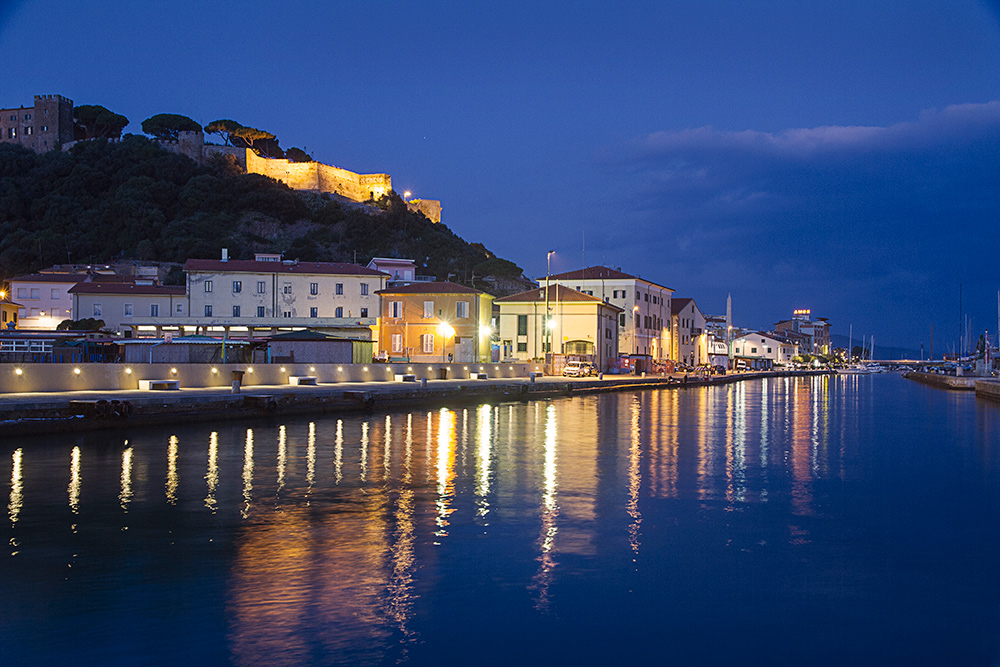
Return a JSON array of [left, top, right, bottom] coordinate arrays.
[[545, 250, 554, 366], [438, 321, 455, 362]]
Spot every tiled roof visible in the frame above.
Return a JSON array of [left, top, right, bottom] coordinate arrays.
[[670, 297, 694, 315], [68, 282, 185, 296], [495, 284, 624, 311], [10, 273, 90, 284], [376, 281, 486, 295], [184, 259, 387, 276], [548, 266, 673, 291]]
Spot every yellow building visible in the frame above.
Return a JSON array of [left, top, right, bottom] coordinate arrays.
[[495, 284, 622, 372], [376, 281, 493, 363], [1, 294, 23, 329]]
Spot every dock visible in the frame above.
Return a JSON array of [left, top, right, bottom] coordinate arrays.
[[0, 370, 831, 436]]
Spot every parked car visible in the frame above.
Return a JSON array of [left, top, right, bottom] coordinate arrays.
[[710, 365, 727, 375], [562, 361, 597, 377]]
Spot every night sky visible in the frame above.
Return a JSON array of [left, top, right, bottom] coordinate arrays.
[[2, 0, 998, 352]]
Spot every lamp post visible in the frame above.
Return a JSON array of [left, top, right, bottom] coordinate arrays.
[[438, 322, 455, 363], [545, 250, 554, 367]]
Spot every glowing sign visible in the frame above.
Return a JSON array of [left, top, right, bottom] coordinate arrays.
[[793, 309, 811, 316]]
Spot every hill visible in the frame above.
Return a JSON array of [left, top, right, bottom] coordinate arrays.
[[0, 136, 525, 292]]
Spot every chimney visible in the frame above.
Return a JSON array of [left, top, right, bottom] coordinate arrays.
[[221, 248, 229, 262]]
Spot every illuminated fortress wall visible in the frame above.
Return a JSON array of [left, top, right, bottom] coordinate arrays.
[[163, 131, 440, 221]]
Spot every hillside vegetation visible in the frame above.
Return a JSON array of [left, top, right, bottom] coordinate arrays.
[[0, 136, 523, 289]]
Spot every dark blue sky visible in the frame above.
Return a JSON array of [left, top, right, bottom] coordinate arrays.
[[2, 0, 999, 352]]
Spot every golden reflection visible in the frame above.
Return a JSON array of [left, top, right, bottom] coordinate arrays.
[[425, 412, 433, 483], [241, 429, 254, 519], [627, 397, 642, 556], [435, 408, 457, 537], [361, 421, 369, 481], [205, 432, 219, 512], [532, 403, 559, 611], [388, 414, 418, 639], [68, 446, 81, 515], [276, 425, 287, 494], [731, 382, 747, 504], [790, 378, 815, 517], [119, 445, 134, 512], [475, 404, 493, 517], [307, 422, 316, 496], [650, 390, 679, 498], [334, 419, 343, 485], [166, 435, 179, 505], [9, 448, 23, 526], [384, 415, 392, 480], [461, 408, 469, 472]]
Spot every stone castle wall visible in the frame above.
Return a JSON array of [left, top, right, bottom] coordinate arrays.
[[159, 131, 439, 220]]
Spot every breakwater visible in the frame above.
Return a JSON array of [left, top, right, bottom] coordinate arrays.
[[976, 379, 1000, 402], [904, 371, 978, 390], [0, 369, 830, 437]]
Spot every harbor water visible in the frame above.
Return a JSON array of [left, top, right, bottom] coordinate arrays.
[[4, 374, 1000, 665]]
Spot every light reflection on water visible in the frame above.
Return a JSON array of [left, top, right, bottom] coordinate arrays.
[[4, 375, 1000, 665]]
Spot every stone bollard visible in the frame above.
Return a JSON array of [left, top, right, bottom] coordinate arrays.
[[231, 381, 241, 394], [421, 378, 428, 387]]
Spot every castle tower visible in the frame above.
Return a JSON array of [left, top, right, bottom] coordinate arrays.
[[0, 94, 74, 152]]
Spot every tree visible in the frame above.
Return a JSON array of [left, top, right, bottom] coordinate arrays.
[[231, 126, 274, 150], [204, 119, 243, 146], [141, 114, 202, 141], [57, 317, 105, 331], [73, 105, 129, 140], [285, 147, 312, 163]]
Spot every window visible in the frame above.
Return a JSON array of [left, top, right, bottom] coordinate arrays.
[[636, 290, 640, 300], [257, 306, 266, 317], [283, 311, 291, 318], [123, 303, 133, 317], [335, 283, 343, 295], [233, 305, 241, 317], [24, 114, 30, 120], [205, 305, 213, 317], [751, 347, 757, 354], [644, 293, 649, 302], [7, 128, 14, 139], [310, 307, 318, 318], [390, 301, 402, 318], [517, 315, 528, 336], [41, 125, 47, 132], [766, 347, 772, 353], [176, 303, 184, 313], [310, 282, 318, 295], [335, 306, 343, 317], [257, 281, 266, 294], [606, 328, 612, 339], [360, 308, 368, 317], [391, 334, 403, 353], [93, 303, 102, 317], [150, 304, 159, 317], [204, 280, 213, 293], [422, 334, 435, 353], [30, 288, 39, 299], [232, 280, 241, 293], [517, 342, 527, 352], [51, 288, 60, 299], [619, 313, 626, 327], [283, 283, 292, 294], [24, 127, 32, 135], [360, 283, 369, 296], [456, 301, 469, 318], [16, 288, 26, 299], [424, 301, 434, 318]]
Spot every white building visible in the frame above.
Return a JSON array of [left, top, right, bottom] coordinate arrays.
[[69, 282, 187, 333], [732, 332, 799, 367], [547, 266, 672, 367], [495, 284, 622, 372], [8, 273, 84, 329], [184, 253, 387, 320], [670, 298, 707, 366]]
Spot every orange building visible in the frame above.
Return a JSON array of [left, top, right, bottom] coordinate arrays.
[[376, 282, 493, 362]]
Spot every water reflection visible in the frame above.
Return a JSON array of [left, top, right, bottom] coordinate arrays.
[[2, 376, 899, 665], [205, 431, 219, 512], [68, 446, 81, 515], [119, 444, 134, 513], [532, 403, 559, 610], [166, 435, 179, 505]]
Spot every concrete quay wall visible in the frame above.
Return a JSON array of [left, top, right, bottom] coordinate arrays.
[[0, 362, 539, 394], [904, 371, 978, 390], [976, 380, 1000, 402]]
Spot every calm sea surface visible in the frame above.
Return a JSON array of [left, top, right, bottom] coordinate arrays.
[[4, 374, 1000, 666]]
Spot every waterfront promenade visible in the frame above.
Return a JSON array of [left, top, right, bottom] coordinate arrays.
[[0, 369, 828, 436]]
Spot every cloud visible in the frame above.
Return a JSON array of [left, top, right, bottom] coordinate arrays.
[[595, 102, 1000, 345]]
